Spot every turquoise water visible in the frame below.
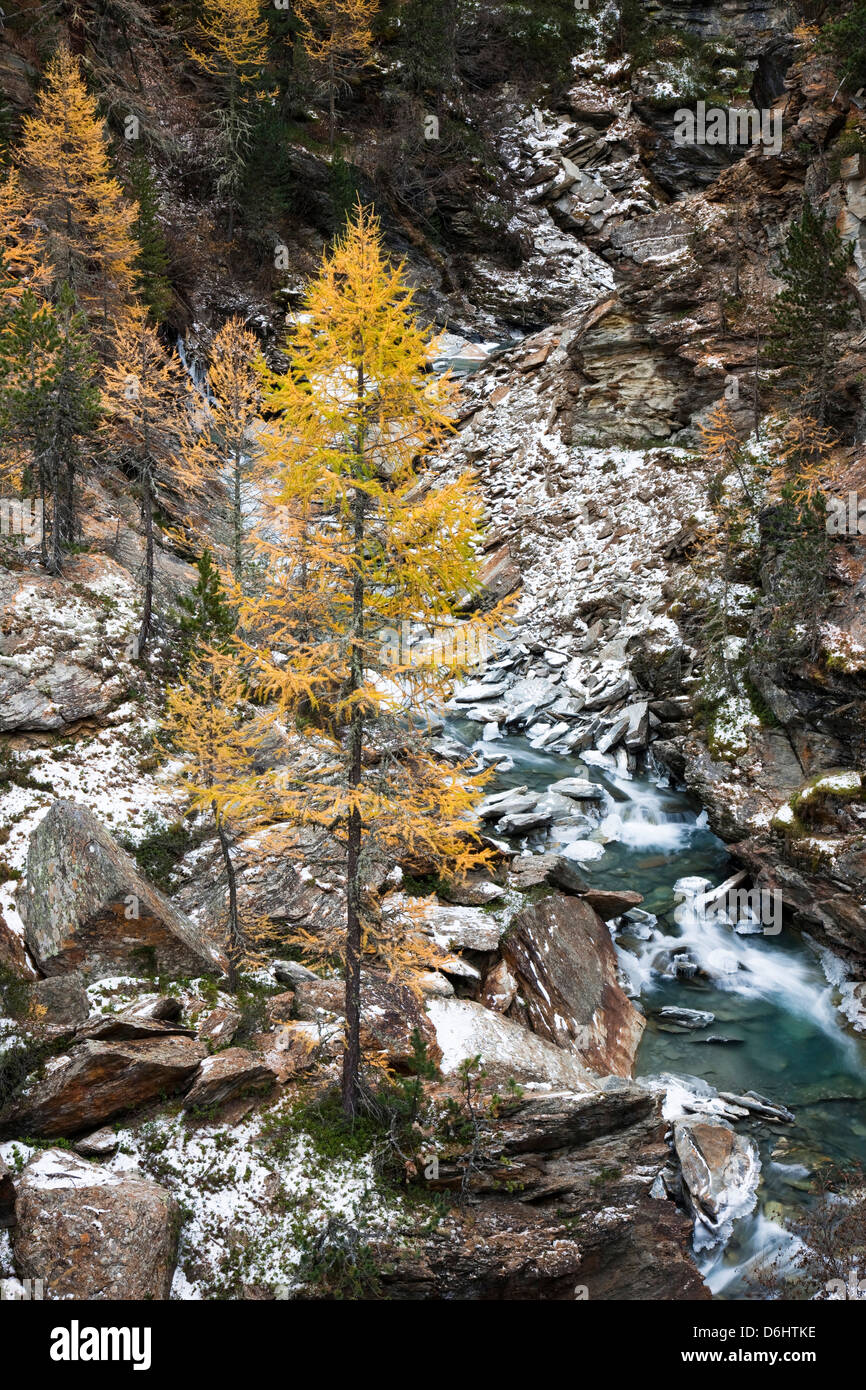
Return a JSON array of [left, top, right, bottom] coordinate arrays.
[[448, 718, 866, 1297]]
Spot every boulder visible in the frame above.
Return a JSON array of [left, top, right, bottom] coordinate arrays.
[[481, 959, 518, 1013], [183, 1049, 276, 1110], [17, 800, 224, 981], [120, 995, 183, 1022], [420, 901, 503, 953], [547, 778, 605, 801], [427, 996, 596, 1091], [253, 1020, 335, 1081], [274, 959, 318, 987], [0, 1035, 207, 1138], [196, 1004, 241, 1047], [30, 973, 90, 1027], [501, 894, 645, 1076], [293, 970, 442, 1071], [73, 1127, 120, 1158], [264, 992, 296, 1026], [581, 889, 644, 920], [673, 1117, 760, 1239], [12, 1149, 178, 1299], [74, 1014, 196, 1043]]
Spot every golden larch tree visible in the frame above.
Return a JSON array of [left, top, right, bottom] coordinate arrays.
[[102, 310, 201, 654], [183, 316, 263, 584], [18, 46, 138, 354], [188, 0, 270, 238], [216, 205, 497, 1116], [296, 0, 378, 148], [162, 647, 252, 991]]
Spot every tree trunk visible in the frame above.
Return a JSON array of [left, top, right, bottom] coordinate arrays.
[[233, 449, 243, 583], [214, 801, 242, 992], [341, 362, 366, 1118], [138, 468, 154, 656]]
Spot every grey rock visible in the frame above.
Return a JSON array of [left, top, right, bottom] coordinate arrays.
[[17, 801, 224, 981]]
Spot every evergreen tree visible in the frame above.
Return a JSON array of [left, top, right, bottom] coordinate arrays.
[[102, 311, 192, 655], [178, 548, 236, 653], [180, 316, 262, 585], [128, 151, 173, 326], [765, 199, 855, 423], [0, 286, 100, 574], [818, 0, 866, 94], [397, 0, 457, 96]]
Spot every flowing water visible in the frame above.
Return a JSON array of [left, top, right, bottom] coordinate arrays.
[[446, 717, 866, 1299]]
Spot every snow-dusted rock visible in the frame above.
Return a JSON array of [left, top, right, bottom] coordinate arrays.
[[427, 996, 597, 1090], [17, 800, 225, 981], [12, 1148, 178, 1299]]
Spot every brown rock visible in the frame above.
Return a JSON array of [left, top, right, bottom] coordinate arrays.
[[253, 1021, 333, 1081], [30, 973, 90, 1026], [294, 969, 442, 1072], [196, 1004, 242, 1047], [74, 1015, 196, 1042], [580, 889, 644, 920], [265, 991, 296, 1025], [481, 959, 518, 1013], [183, 1048, 275, 1110], [13, 1149, 178, 1299], [0, 1035, 207, 1138], [501, 894, 645, 1077]]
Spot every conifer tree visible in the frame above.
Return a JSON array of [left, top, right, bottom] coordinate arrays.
[[128, 151, 173, 325], [1, 285, 99, 573], [188, 0, 270, 238], [162, 648, 251, 991], [218, 205, 495, 1116], [765, 199, 855, 423], [178, 548, 236, 655], [18, 46, 138, 354], [296, 0, 378, 149], [183, 317, 262, 584], [102, 311, 192, 655]]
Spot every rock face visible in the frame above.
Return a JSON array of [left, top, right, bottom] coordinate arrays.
[[17, 800, 224, 980], [12, 1149, 178, 1299], [0, 557, 138, 734], [378, 1084, 708, 1301], [501, 894, 645, 1076], [0, 1035, 207, 1138], [0, 911, 34, 978]]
